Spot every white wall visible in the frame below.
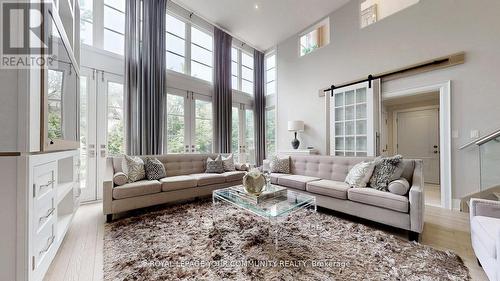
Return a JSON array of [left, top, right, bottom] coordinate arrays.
[[276, 0, 500, 199]]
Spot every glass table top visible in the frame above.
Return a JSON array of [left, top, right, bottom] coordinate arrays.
[[212, 185, 316, 219]]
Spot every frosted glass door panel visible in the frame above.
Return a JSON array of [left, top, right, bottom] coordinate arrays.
[[330, 81, 377, 156]]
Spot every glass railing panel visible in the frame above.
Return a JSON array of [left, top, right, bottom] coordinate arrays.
[[480, 136, 500, 190]]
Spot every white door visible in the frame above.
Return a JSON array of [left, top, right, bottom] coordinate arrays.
[[232, 104, 255, 164], [79, 68, 125, 202], [396, 108, 440, 184], [330, 80, 380, 157], [165, 89, 214, 154]]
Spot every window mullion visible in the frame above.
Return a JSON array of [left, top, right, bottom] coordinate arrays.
[[238, 50, 242, 91], [185, 22, 192, 76]]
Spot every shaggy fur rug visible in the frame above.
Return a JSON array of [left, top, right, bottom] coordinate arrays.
[[104, 201, 470, 281]]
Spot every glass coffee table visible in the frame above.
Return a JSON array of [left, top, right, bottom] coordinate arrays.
[[212, 185, 317, 249]]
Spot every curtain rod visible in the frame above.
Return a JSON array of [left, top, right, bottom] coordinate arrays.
[[324, 58, 449, 95], [169, 1, 264, 53]]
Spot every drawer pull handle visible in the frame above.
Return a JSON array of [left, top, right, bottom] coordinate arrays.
[[39, 208, 55, 223], [39, 236, 55, 255], [39, 180, 55, 189]]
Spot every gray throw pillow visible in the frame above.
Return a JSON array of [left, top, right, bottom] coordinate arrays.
[[369, 155, 404, 191], [388, 178, 410, 196], [269, 156, 290, 173], [222, 154, 236, 171], [345, 161, 375, 188], [206, 155, 224, 173], [144, 158, 167, 180], [122, 155, 146, 183], [113, 172, 128, 186]]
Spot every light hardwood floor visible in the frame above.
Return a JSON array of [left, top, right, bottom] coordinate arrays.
[[44, 202, 488, 281], [425, 183, 441, 207]]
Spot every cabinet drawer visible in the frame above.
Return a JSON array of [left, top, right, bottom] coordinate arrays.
[[33, 218, 56, 270], [33, 162, 57, 200], [34, 192, 56, 233]]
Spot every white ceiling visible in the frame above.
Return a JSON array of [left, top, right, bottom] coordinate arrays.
[[173, 0, 351, 51]]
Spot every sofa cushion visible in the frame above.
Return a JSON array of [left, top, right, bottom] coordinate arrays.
[[348, 188, 409, 213], [113, 172, 128, 186], [205, 155, 225, 173], [306, 180, 350, 199], [160, 175, 197, 192], [270, 156, 290, 173], [278, 175, 321, 190], [222, 171, 246, 182], [190, 173, 225, 186], [112, 180, 161, 199], [270, 173, 289, 184], [369, 155, 404, 191], [144, 158, 167, 180], [471, 216, 500, 259]]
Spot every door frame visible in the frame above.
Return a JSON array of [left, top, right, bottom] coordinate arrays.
[[383, 81, 452, 209]]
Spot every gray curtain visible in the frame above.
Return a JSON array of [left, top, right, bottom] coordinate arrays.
[[125, 0, 167, 155], [213, 28, 233, 153], [253, 50, 266, 166]]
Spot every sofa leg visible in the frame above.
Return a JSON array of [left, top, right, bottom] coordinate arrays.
[[106, 214, 113, 223], [477, 258, 482, 267], [408, 231, 419, 242]]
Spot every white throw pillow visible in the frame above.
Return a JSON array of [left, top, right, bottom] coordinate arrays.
[[222, 154, 236, 171], [269, 156, 290, 173], [121, 155, 145, 183], [345, 161, 375, 188], [388, 178, 410, 195], [113, 172, 128, 186]]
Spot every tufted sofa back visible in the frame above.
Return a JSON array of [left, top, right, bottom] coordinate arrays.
[[110, 153, 226, 177], [288, 155, 416, 184]]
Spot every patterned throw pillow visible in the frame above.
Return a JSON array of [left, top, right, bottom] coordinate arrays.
[[205, 155, 224, 173], [144, 158, 167, 180], [269, 156, 290, 173], [369, 155, 404, 191], [222, 154, 236, 171], [121, 155, 146, 183], [345, 161, 375, 188]]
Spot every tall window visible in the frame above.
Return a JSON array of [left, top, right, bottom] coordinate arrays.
[[231, 107, 240, 161], [194, 100, 213, 153], [103, 0, 125, 55], [166, 94, 186, 153], [265, 108, 276, 156], [107, 81, 125, 155], [79, 0, 93, 45], [245, 110, 255, 164], [231, 47, 254, 95], [191, 26, 213, 82], [231, 47, 239, 90], [166, 14, 186, 73], [265, 54, 276, 95]]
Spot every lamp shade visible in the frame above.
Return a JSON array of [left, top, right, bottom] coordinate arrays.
[[288, 120, 304, 132]]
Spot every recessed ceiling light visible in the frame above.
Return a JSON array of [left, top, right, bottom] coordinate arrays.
[[254, 4, 259, 9]]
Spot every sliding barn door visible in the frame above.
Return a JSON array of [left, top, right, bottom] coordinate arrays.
[[329, 80, 380, 157]]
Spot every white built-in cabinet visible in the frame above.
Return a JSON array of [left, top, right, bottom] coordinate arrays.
[[0, 0, 81, 280]]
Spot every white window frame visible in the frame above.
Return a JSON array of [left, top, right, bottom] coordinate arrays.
[[232, 102, 255, 164], [231, 46, 254, 96], [165, 11, 214, 83], [166, 88, 214, 153]]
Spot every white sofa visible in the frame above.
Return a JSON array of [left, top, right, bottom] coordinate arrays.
[[266, 155, 425, 240], [103, 154, 247, 221], [470, 198, 500, 281]]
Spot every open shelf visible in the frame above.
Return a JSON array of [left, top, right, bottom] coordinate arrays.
[[57, 182, 74, 204]]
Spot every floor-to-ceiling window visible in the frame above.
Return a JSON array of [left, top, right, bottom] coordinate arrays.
[[232, 47, 254, 95], [265, 52, 277, 156], [166, 90, 213, 153], [166, 93, 186, 153]]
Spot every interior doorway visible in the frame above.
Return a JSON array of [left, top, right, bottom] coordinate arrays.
[[381, 90, 444, 208]]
